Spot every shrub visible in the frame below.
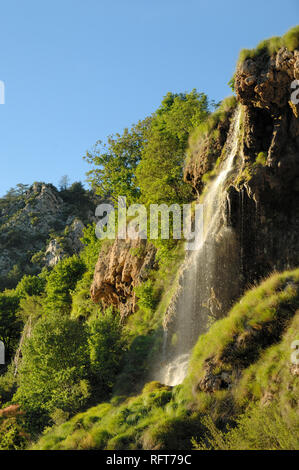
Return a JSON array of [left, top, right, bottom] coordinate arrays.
[[0, 416, 28, 450], [13, 312, 91, 433], [71, 272, 100, 319], [194, 404, 299, 450], [88, 309, 127, 397], [16, 274, 46, 298], [134, 280, 160, 312], [44, 255, 86, 314], [255, 151, 267, 167]]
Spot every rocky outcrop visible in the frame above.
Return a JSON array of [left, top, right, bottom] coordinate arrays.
[[229, 46, 299, 281], [235, 47, 299, 170], [195, 285, 299, 395], [0, 405, 23, 418], [44, 218, 85, 267], [186, 45, 299, 291], [90, 238, 156, 318], [0, 182, 96, 289], [184, 111, 234, 195]]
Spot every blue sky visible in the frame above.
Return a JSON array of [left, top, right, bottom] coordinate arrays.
[[0, 0, 298, 196]]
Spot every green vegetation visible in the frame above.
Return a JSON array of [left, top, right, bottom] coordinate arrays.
[[33, 381, 203, 450], [187, 96, 237, 165], [238, 25, 299, 63], [88, 309, 126, 397], [85, 119, 150, 205], [183, 269, 299, 407], [1, 70, 298, 451], [0, 180, 97, 292], [0, 410, 28, 450], [136, 90, 209, 205], [254, 151, 267, 167], [13, 312, 91, 433], [33, 269, 299, 450], [43, 256, 85, 314], [0, 291, 21, 360], [13, 308, 126, 435], [15, 275, 46, 298], [85, 90, 209, 208], [186, 95, 237, 190]]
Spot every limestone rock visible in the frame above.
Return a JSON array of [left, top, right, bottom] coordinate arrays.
[[45, 239, 65, 267], [0, 182, 96, 287], [90, 238, 156, 318]]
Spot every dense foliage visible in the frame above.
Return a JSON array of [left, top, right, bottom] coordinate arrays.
[[238, 25, 299, 62], [85, 90, 209, 207], [0, 42, 298, 451], [0, 180, 96, 292], [33, 270, 299, 450]]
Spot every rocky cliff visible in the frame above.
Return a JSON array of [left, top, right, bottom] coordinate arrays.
[[232, 45, 299, 282], [0, 182, 97, 290], [90, 238, 156, 318], [90, 46, 299, 323], [185, 45, 299, 298]]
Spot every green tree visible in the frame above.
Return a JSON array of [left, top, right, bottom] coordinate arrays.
[[16, 275, 46, 299], [80, 224, 103, 272], [0, 291, 21, 360], [43, 255, 86, 314], [45, 255, 86, 313], [136, 90, 209, 205], [71, 224, 104, 319], [84, 118, 151, 204], [88, 309, 126, 395], [14, 312, 91, 433]]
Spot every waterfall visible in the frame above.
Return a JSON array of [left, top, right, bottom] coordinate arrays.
[[156, 108, 242, 386]]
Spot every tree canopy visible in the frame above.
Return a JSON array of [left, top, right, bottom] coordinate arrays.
[[85, 89, 210, 206]]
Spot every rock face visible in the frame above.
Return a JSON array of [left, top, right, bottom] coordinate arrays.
[[184, 106, 235, 195], [90, 48, 299, 324], [186, 46, 299, 292], [90, 238, 156, 318], [0, 182, 96, 289], [44, 239, 65, 267], [235, 47, 299, 170], [231, 46, 299, 281], [44, 219, 85, 267]]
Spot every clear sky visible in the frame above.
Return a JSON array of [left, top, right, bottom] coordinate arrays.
[[0, 0, 298, 196]]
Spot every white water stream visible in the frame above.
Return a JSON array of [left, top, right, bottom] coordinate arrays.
[[158, 108, 242, 386]]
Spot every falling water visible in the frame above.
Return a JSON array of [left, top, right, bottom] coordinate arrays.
[[156, 108, 242, 386]]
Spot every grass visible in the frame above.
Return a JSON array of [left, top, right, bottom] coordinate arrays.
[[33, 382, 179, 450], [183, 269, 299, 401], [193, 403, 299, 450], [238, 25, 299, 64]]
